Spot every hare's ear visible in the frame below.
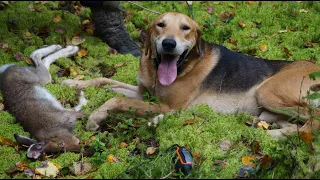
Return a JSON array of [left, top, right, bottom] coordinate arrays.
[[144, 21, 155, 56], [14, 134, 38, 146], [27, 142, 46, 159]]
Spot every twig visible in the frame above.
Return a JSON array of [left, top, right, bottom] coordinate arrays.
[[160, 168, 175, 179], [186, 1, 194, 19], [127, 1, 161, 15]]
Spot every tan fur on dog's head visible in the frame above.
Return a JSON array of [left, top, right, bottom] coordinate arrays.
[[144, 12, 202, 57]]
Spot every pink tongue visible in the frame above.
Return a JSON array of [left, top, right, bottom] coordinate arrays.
[[157, 55, 179, 86]]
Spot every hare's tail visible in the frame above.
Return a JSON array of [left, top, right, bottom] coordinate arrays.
[[0, 64, 14, 74]]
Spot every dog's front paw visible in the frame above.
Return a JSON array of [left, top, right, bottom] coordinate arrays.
[[147, 114, 164, 128], [86, 120, 100, 131]]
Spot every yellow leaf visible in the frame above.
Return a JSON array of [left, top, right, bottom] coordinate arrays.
[[36, 161, 60, 178], [119, 142, 128, 148], [74, 75, 84, 80], [69, 67, 78, 76], [77, 48, 88, 57], [238, 19, 246, 28], [86, 28, 94, 35], [241, 155, 257, 167], [245, 1, 255, 5], [259, 44, 267, 53], [71, 36, 85, 45], [51, 162, 61, 169], [16, 162, 29, 171], [299, 131, 314, 144], [53, 15, 62, 23], [82, 19, 90, 25], [257, 120, 269, 129], [108, 155, 115, 163], [228, 4, 235, 8]]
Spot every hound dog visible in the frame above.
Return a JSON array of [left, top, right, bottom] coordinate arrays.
[[62, 12, 320, 138]]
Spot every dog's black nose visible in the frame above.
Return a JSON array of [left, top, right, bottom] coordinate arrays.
[[162, 39, 176, 51]]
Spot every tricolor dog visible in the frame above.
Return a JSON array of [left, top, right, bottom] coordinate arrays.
[[62, 12, 320, 138]]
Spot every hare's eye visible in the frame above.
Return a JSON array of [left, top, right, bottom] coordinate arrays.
[[182, 26, 190, 30]]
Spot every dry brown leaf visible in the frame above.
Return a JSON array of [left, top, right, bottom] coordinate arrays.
[[238, 19, 246, 28], [245, 1, 255, 5], [228, 4, 236, 9], [14, 52, 27, 61], [119, 142, 128, 148], [299, 131, 314, 144], [26, 58, 34, 65], [299, 9, 308, 13], [27, 4, 35, 11], [260, 155, 273, 168], [71, 162, 92, 176], [0, 42, 8, 49], [183, 119, 199, 125], [53, 14, 62, 23], [74, 75, 84, 80], [241, 155, 257, 167], [213, 159, 227, 170], [146, 147, 157, 155], [206, 6, 214, 14], [71, 36, 85, 45], [16, 162, 30, 171], [219, 140, 231, 151], [54, 27, 66, 34], [77, 48, 87, 57], [250, 140, 260, 154]]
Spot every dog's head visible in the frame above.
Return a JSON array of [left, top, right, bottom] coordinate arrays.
[[144, 12, 202, 86]]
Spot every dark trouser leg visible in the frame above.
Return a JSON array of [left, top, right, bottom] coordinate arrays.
[[80, 1, 142, 57]]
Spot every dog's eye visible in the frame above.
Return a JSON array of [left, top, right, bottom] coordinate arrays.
[[157, 23, 165, 28], [182, 26, 190, 30]]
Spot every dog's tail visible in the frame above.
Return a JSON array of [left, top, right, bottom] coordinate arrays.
[[0, 64, 14, 74]]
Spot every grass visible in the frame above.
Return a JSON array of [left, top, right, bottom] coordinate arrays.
[[0, 1, 320, 179]]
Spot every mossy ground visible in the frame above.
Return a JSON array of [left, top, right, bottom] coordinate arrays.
[[0, 1, 320, 179]]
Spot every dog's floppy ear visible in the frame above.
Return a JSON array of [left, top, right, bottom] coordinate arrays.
[[144, 21, 154, 56], [195, 24, 202, 57]]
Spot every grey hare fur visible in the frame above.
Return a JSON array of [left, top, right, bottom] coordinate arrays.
[[0, 45, 87, 158]]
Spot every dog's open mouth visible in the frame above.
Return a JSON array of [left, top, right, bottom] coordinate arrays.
[[157, 49, 189, 86]]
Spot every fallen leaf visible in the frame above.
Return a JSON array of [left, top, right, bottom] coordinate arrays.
[[227, 38, 238, 46], [14, 52, 27, 61], [2, 1, 9, 5], [27, 4, 35, 11], [114, 62, 127, 69], [53, 14, 62, 23], [77, 48, 87, 57], [228, 4, 235, 9], [260, 155, 273, 169], [35, 161, 60, 178], [26, 58, 34, 65], [119, 142, 128, 148], [0, 42, 8, 49], [183, 119, 199, 125], [69, 67, 78, 76], [256, 120, 269, 128], [278, 29, 287, 33], [219, 140, 231, 151], [24, 31, 32, 39], [282, 47, 292, 58], [299, 9, 308, 13], [206, 6, 214, 14], [71, 36, 85, 45], [212, 159, 227, 170], [146, 147, 157, 155], [299, 131, 314, 144], [242, 155, 257, 167], [71, 162, 92, 176], [250, 140, 260, 154], [250, 33, 258, 38], [107, 154, 120, 163], [108, 47, 118, 55], [245, 1, 255, 5], [35, 6, 42, 12], [16, 162, 29, 171], [54, 27, 66, 34], [219, 11, 235, 23], [238, 19, 246, 28], [82, 19, 90, 25]]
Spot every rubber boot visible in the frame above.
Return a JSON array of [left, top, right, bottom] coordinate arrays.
[[80, 1, 142, 57]]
